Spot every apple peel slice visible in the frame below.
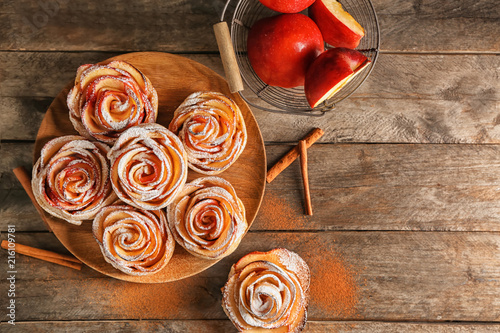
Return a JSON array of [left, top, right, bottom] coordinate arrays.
[[305, 48, 371, 109], [309, 0, 365, 49]]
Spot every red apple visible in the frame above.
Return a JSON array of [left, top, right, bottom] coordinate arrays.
[[309, 0, 365, 49], [258, 0, 316, 13], [305, 47, 370, 108], [247, 14, 324, 88]]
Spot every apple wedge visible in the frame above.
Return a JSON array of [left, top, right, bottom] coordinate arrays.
[[309, 0, 365, 49], [304, 47, 370, 108]]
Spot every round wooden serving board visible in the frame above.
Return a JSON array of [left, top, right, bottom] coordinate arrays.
[[34, 52, 266, 283]]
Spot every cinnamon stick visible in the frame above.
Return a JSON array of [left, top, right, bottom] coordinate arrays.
[[299, 140, 313, 215], [12, 166, 53, 232], [1, 240, 82, 270], [266, 128, 324, 183]]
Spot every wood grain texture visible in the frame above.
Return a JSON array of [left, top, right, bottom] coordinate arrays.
[[1, 52, 498, 143], [253, 143, 500, 231], [31, 52, 266, 283], [1, 0, 498, 330], [375, 0, 500, 52], [4, 142, 500, 232], [2, 320, 500, 333], [1, 0, 223, 52], [1, 0, 498, 52], [1, 232, 500, 322]]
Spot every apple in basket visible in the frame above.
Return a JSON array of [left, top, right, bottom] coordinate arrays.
[[247, 13, 324, 88], [258, 0, 315, 13], [309, 0, 365, 49], [305, 47, 371, 108]]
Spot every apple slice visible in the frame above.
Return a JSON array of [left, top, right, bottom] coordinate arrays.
[[309, 0, 365, 49], [304, 47, 370, 108]]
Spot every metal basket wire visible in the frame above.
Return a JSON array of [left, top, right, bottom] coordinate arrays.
[[220, 0, 380, 116]]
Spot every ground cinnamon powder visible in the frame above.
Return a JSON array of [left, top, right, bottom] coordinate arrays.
[[258, 190, 309, 230], [309, 249, 360, 318], [83, 273, 219, 319], [69, 189, 361, 323], [259, 192, 362, 318]]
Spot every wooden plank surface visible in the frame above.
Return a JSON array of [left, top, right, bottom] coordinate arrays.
[[2, 52, 497, 100], [4, 142, 500, 232], [1, 0, 222, 52], [1, 0, 499, 330], [376, 0, 500, 53], [1, 231, 499, 322], [1, 52, 498, 143], [2, 320, 500, 333], [1, 0, 498, 52]]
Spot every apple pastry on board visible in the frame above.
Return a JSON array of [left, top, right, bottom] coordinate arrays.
[[67, 60, 158, 144], [167, 176, 247, 260], [93, 203, 175, 276], [169, 91, 247, 175], [32, 135, 117, 225], [107, 123, 188, 210]]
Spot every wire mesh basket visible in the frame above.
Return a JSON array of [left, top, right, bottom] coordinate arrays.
[[219, 0, 380, 116]]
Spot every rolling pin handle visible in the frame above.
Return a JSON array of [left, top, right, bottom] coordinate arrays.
[[213, 21, 244, 93]]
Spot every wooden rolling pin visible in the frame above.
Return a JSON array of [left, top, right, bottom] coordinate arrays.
[[213, 21, 244, 93]]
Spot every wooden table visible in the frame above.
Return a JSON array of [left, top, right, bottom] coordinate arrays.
[[1, 0, 499, 331]]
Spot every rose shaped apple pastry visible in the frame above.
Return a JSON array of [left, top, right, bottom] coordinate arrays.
[[167, 176, 247, 259], [108, 123, 188, 210], [67, 60, 158, 144], [169, 91, 247, 175], [93, 203, 175, 275], [222, 248, 310, 333], [32, 135, 117, 225]]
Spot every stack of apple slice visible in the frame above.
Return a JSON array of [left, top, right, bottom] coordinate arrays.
[[247, 0, 371, 109]]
